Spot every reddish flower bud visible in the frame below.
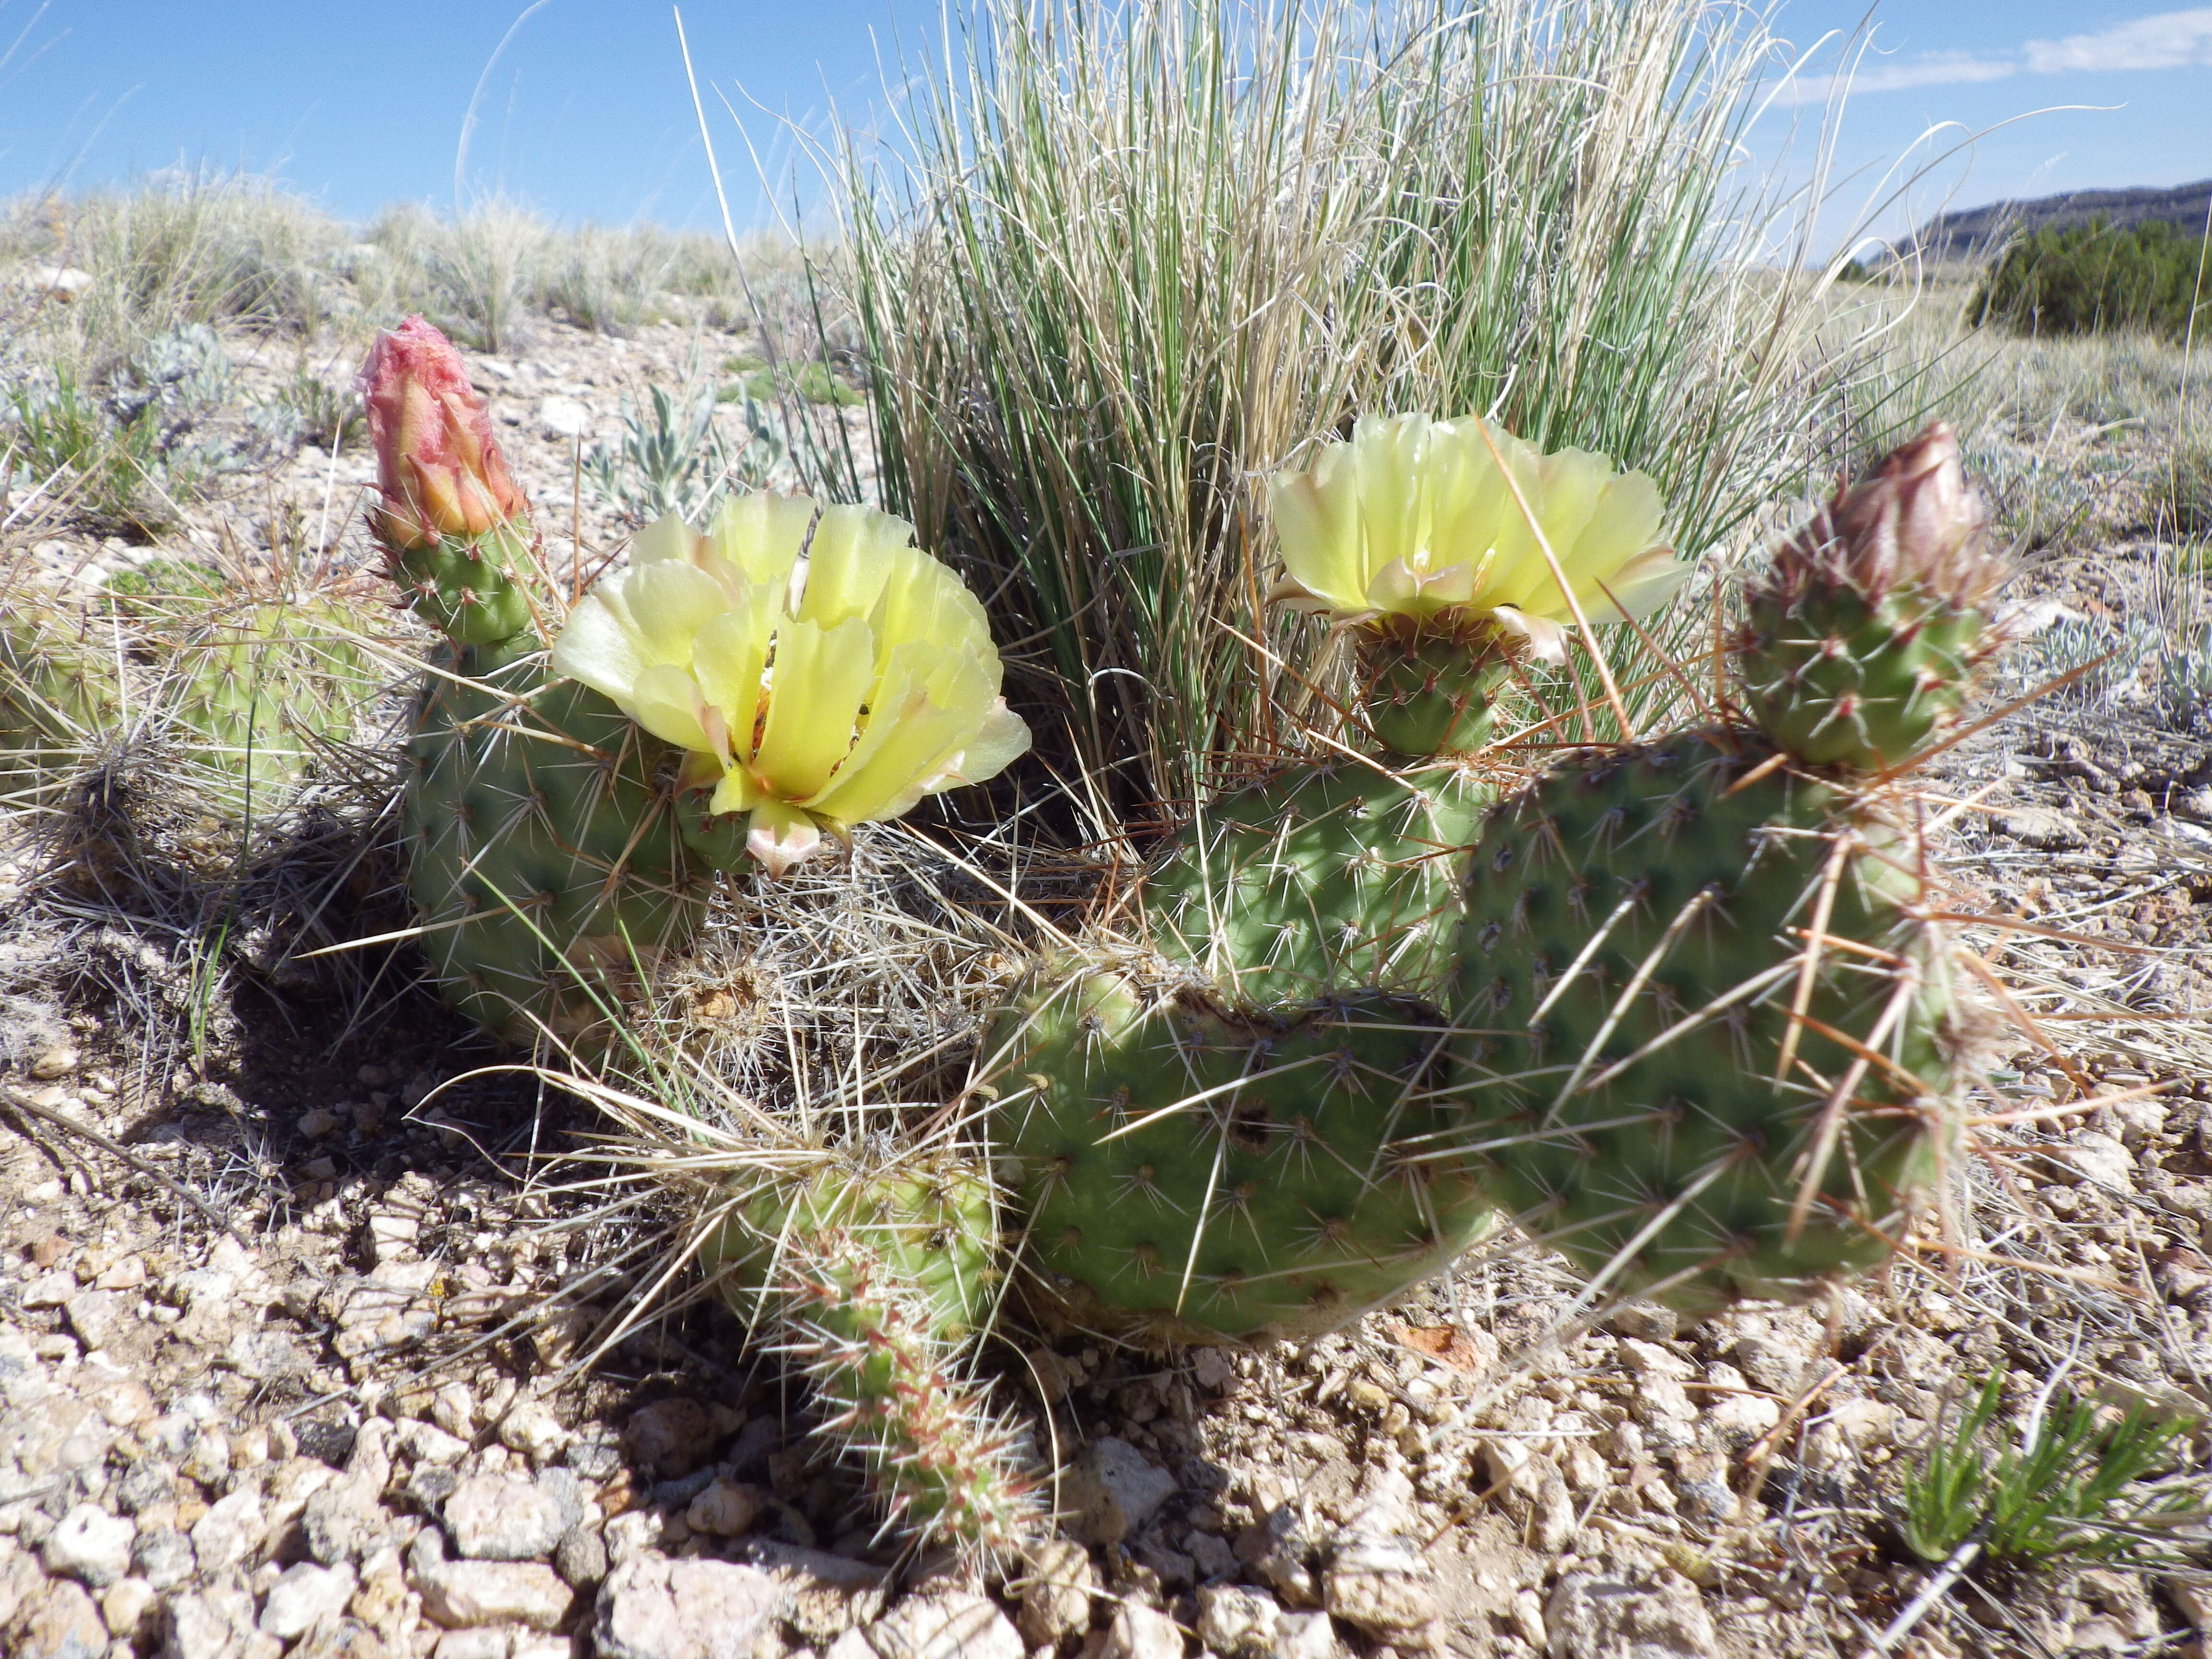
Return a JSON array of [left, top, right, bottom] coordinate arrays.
[[1784, 422, 1999, 611], [356, 315, 526, 550]]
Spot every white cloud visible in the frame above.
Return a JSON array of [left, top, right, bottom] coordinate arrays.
[[1780, 7, 2212, 104], [2024, 9, 2212, 74]]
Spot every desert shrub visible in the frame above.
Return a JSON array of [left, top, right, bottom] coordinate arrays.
[[1972, 217, 2211, 340]]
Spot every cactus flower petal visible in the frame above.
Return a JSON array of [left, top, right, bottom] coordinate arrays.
[[1268, 413, 1680, 643], [550, 492, 1029, 875]]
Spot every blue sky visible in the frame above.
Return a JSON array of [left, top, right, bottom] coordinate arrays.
[[0, 1, 2207, 249]]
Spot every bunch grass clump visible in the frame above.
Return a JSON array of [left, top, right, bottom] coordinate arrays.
[[843, 0, 1906, 815]]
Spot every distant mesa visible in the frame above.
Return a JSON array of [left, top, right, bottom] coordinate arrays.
[[1901, 178, 2211, 263]]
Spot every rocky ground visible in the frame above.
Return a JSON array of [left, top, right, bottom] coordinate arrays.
[[0, 313, 2209, 1659]]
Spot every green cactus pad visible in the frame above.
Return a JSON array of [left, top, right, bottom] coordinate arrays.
[[1737, 579, 1990, 774], [1446, 730, 1960, 1316], [164, 599, 385, 827], [0, 602, 123, 791], [702, 1157, 1036, 1556], [1142, 761, 1488, 1003], [388, 522, 538, 649], [995, 962, 1491, 1342], [404, 644, 731, 1048]]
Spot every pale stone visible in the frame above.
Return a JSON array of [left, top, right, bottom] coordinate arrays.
[[445, 1472, 583, 1561], [1096, 1601, 1183, 1659], [261, 1562, 360, 1638], [1323, 1533, 1438, 1643], [592, 1556, 781, 1659], [863, 1590, 1023, 1659], [1195, 1583, 1279, 1658], [1063, 1437, 1176, 1545], [1015, 1539, 1094, 1648], [40, 1503, 134, 1587], [1546, 1573, 1719, 1659], [409, 1531, 572, 1631]]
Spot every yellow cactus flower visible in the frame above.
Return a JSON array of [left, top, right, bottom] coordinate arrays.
[[1267, 413, 1684, 661], [551, 493, 1031, 877]]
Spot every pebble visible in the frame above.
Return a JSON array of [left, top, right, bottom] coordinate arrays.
[[191, 1489, 266, 1576], [445, 1470, 585, 1561], [1236, 1503, 1325, 1607], [592, 1555, 781, 1659], [1546, 1573, 1718, 1659], [553, 1526, 608, 1591], [410, 1530, 574, 1631], [863, 1590, 1024, 1659], [1015, 1539, 1095, 1648], [682, 1477, 756, 1537], [496, 1402, 570, 1466], [536, 397, 592, 441], [40, 1502, 134, 1587], [1196, 1583, 1281, 1657], [1097, 1600, 1184, 1659], [1323, 1533, 1438, 1644], [165, 1583, 259, 1659], [1274, 1609, 1344, 1658], [10, 1577, 108, 1659], [623, 1400, 721, 1479], [130, 1526, 195, 1590], [1064, 1436, 1177, 1545], [729, 1539, 889, 1644], [2068, 1131, 2136, 1192], [261, 1561, 360, 1638], [99, 1575, 157, 1643]]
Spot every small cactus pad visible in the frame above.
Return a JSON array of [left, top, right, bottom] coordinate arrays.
[[1446, 731, 1960, 1315], [1142, 761, 1488, 1003], [387, 525, 538, 649], [1354, 617, 1516, 757], [702, 1158, 1037, 1558], [1737, 583, 1991, 773], [1737, 422, 2002, 774], [404, 646, 721, 1048], [996, 963, 1490, 1342], [0, 601, 122, 790]]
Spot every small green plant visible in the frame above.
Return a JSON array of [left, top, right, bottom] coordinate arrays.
[[1901, 1373, 2200, 1569], [580, 383, 781, 526], [3, 372, 187, 533], [249, 369, 362, 455]]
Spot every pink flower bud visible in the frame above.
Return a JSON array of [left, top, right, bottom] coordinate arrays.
[[356, 315, 526, 549], [1792, 422, 1998, 609]]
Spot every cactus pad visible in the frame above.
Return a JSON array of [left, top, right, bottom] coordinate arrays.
[[403, 646, 727, 1048], [1446, 731, 1960, 1315], [702, 1157, 1036, 1556], [997, 962, 1490, 1342], [1142, 761, 1487, 1003]]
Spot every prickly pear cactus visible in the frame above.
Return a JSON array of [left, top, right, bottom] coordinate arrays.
[[163, 596, 386, 827], [0, 600, 123, 791], [700, 1156, 1038, 1557], [1143, 760, 1487, 1002], [1444, 732, 1961, 1314], [359, 316, 739, 1049], [1735, 425, 2005, 772], [1446, 422, 2000, 1315], [997, 964, 1485, 1341]]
